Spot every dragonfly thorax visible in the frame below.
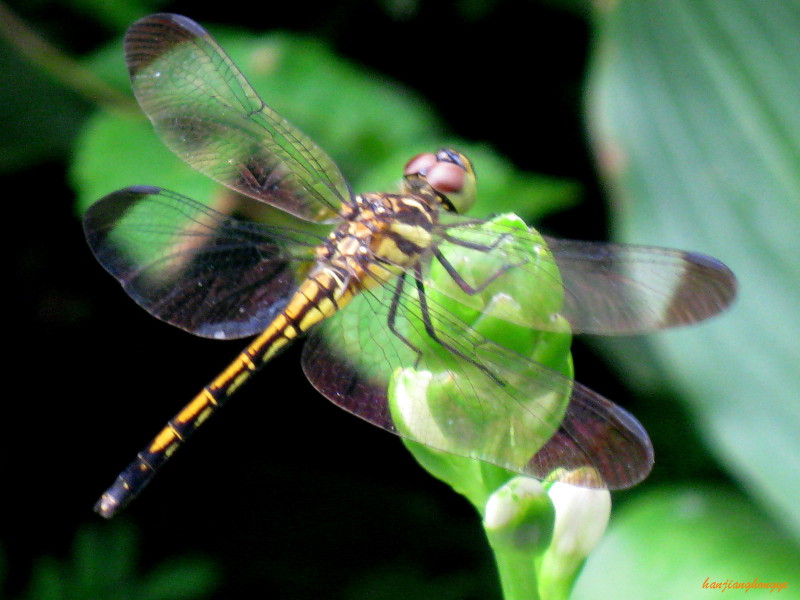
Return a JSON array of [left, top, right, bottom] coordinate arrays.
[[316, 191, 440, 293]]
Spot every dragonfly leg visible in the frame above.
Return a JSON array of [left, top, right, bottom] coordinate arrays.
[[412, 263, 504, 386], [386, 271, 426, 367], [441, 227, 510, 252], [433, 247, 514, 295]]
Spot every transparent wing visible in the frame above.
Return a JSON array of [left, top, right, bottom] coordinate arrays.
[[545, 237, 737, 334], [424, 214, 737, 335], [301, 269, 653, 490], [124, 13, 349, 223], [83, 186, 319, 339]]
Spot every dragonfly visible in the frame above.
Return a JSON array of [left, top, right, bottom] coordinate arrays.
[[85, 13, 737, 519]]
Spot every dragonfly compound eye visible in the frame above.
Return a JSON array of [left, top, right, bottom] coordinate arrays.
[[404, 153, 438, 176], [403, 151, 476, 213], [431, 150, 477, 214], [425, 162, 466, 195]]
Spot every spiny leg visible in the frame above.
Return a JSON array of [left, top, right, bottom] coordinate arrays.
[[439, 225, 534, 290], [412, 263, 503, 386], [384, 262, 503, 383], [441, 228, 510, 252], [386, 271, 426, 366], [432, 247, 514, 295]]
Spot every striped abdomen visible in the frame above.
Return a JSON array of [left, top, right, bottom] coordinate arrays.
[[95, 267, 352, 518]]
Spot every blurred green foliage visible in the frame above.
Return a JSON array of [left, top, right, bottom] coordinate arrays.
[[71, 29, 577, 221], [577, 0, 800, 594], [574, 486, 798, 600], [3, 0, 799, 598], [0, 35, 87, 171], [2, 522, 218, 600]]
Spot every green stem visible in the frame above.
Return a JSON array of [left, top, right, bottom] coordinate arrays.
[[0, 1, 135, 110], [537, 562, 579, 600], [492, 547, 540, 600]]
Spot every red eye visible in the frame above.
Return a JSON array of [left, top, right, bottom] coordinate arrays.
[[426, 162, 465, 194], [404, 153, 437, 176]]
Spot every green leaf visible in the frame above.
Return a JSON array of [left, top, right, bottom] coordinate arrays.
[[19, 522, 219, 600], [588, 0, 800, 541], [25, 555, 64, 600], [136, 557, 220, 600], [572, 487, 800, 600]]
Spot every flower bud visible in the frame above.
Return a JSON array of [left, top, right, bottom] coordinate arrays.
[[538, 480, 611, 598], [484, 477, 555, 555]]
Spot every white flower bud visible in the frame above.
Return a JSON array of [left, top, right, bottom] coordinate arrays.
[[538, 481, 611, 598], [548, 482, 611, 558]]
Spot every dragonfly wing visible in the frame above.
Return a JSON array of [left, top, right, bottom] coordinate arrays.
[[301, 275, 653, 489], [530, 381, 653, 487], [420, 214, 737, 336], [124, 13, 349, 223], [83, 186, 317, 339], [544, 237, 738, 334]]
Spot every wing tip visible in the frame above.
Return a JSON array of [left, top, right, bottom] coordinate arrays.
[[125, 13, 208, 78], [530, 390, 655, 491], [672, 251, 739, 323]]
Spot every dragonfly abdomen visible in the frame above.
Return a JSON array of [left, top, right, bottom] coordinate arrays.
[[95, 267, 352, 518]]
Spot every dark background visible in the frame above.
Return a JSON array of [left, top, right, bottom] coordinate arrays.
[[3, 1, 677, 598]]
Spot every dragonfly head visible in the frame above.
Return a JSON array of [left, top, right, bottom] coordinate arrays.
[[403, 149, 476, 214]]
